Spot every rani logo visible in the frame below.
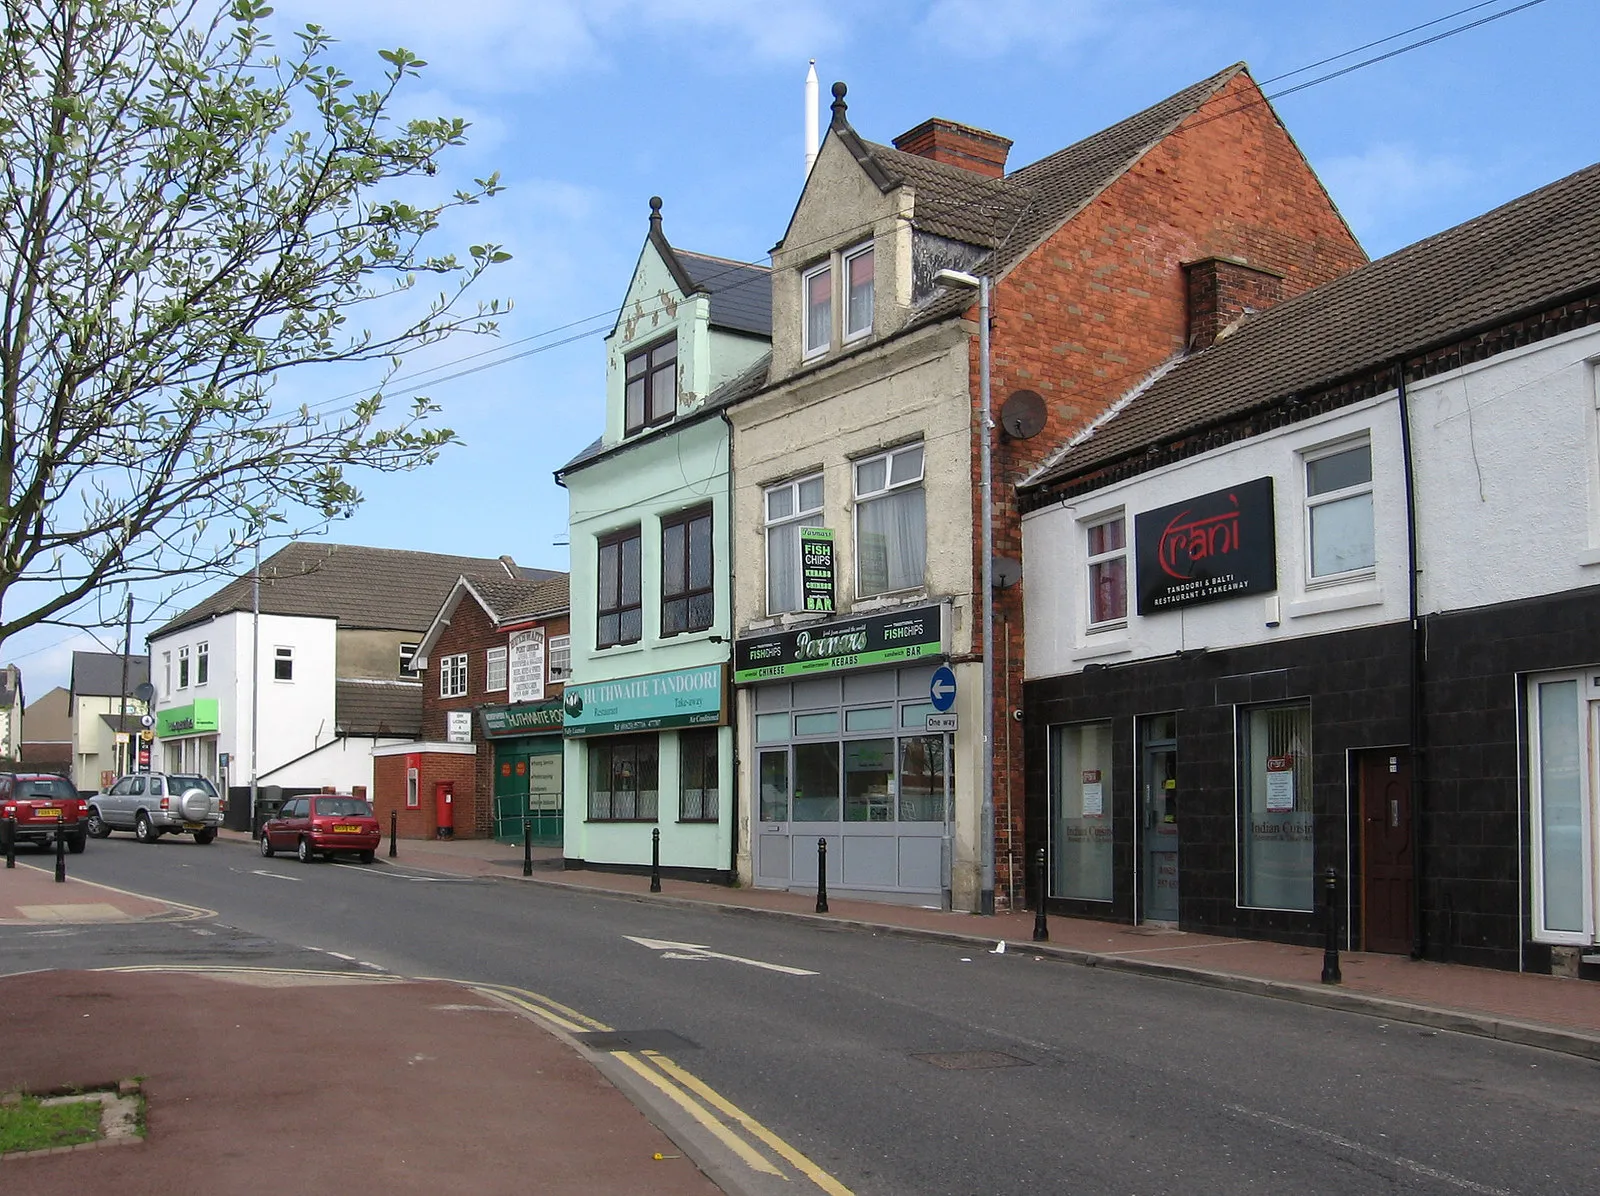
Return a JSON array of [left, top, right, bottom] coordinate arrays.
[[1157, 495, 1243, 580]]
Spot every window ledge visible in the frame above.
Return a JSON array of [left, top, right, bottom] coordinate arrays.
[[1577, 546, 1600, 567], [1285, 585, 1385, 619], [593, 643, 646, 658], [850, 591, 929, 615], [1073, 637, 1131, 662]]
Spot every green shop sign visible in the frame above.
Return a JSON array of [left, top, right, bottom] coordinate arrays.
[[734, 604, 945, 683], [563, 664, 726, 738], [157, 698, 220, 737], [479, 699, 564, 739]]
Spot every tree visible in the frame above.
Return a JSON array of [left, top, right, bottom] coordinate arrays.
[[0, 0, 510, 649]]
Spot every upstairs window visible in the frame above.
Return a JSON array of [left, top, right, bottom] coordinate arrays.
[[548, 635, 572, 682], [765, 473, 824, 614], [1305, 438, 1374, 580], [486, 646, 508, 692], [178, 645, 190, 689], [162, 651, 171, 697], [597, 528, 643, 648], [196, 642, 209, 686], [662, 507, 714, 636], [399, 642, 420, 677], [625, 336, 677, 435], [855, 443, 926, 597], [844, 243, 874, 340], [1085, 514, 1128, 628], [273, 646, 294, 682], [439, 653, 468, 698], [803, 262, 832, 357]]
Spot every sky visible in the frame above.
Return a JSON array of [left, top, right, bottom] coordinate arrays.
[[10, 0, 1597, 699]]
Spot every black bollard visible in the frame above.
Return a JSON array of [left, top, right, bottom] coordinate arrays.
[[1321, 865, 1342, 985], [3, 816, 13, 868], [388, 809, 397, 859], [815, 837, 829, 914], [650, 827, 662, 893], [1032, 845, 1050, 942], [523, 817, 533, 878], [55, 826, 66, 883]]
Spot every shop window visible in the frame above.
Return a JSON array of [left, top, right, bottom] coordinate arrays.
[[1304, 437, 1374, 581], [844, 738, 894, 822], [844, 243, 874, 341], [1526, 673, 1597, 943], [1237, 702, 1314, 911], [793, 742, 841, 821], [765, 473, 824, 614], [803, 261, 832, 357], [624, 336, 677, 435], [897, 735, 946, 823], [178, 645, 190, 689], [1085, 513, 1127, 628], [597, 528, 642, 648], [399, 642, 419, 677], [678, 729, 718, 822], [1049, 721, 1114, 901], [439, 653, 467, 699], [588, 737, 659, 821], [855, 443, 926, 597], [759, 750, 789, 821], [273, 646, 294, 682], [196, 642, 209, 686], [485, 646, 507, 692], [661, 507, 714, 636], [548, 635, 572, 681]]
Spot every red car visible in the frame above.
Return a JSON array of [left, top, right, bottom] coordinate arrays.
[[259, 794, 381, 863], [0, 773, 88, 854]]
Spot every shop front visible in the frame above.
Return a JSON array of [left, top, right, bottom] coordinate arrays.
[[561, 663, 733, 882], [736, 604, 955, 904], [156, 699, 221, 783], [480, 699, 564, 845]]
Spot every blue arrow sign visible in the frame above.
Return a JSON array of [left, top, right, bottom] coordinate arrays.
[[929, 665, 957, 712]]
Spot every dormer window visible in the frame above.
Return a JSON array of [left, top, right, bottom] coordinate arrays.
[[803, 262, 832, 357], [844, 243, 874, 341], [625, 336, 678, 435]]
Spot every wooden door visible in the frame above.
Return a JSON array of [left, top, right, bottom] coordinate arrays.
[[1359, 750, 1414, 954]]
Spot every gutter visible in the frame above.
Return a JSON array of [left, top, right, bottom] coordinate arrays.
[[1394, 359, 1427, 961], [720, 408, 740, 885]]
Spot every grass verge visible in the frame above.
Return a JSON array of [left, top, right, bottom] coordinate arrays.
[[0, 1094, 103, 1153]]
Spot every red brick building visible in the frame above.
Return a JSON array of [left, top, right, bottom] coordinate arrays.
[[373, 574, 569, 841]]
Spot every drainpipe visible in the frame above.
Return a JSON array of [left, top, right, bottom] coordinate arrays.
[[720, 409, 739, 885], [1395, 359, 1426, 960]]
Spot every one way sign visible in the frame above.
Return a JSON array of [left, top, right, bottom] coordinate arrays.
[[929, 665, 957, 712]]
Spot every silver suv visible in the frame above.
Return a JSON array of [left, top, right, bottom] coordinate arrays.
[[86, 773, 224, 844]]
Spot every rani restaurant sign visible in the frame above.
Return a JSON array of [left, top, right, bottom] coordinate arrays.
[[1134, 477, 1277, 614]]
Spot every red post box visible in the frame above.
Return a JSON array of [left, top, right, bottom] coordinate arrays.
[[434, 780, 455, 839]]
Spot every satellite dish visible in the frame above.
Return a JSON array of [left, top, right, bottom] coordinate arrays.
[[133, 681, 156, 703], [992, 556, 1022, 590], [1000, 389, 1047, 440]]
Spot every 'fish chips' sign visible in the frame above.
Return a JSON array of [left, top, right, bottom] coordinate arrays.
[[1135, 477, 1276, 614]]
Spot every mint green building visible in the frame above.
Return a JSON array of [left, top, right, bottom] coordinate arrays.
[[555, 200, 769, 880]]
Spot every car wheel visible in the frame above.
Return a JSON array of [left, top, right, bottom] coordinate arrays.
[[85, 808, 112, 839], [259, 833, 275, 858], [134, 813, 158, 843], [67, 833, 87, 855], [297, 837, 314, 863], [359, 850, 376, 865], [193, 828, 217, 845]]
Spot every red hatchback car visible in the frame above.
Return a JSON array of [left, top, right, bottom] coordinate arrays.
[[260, 795, 381, 864], [0, 773, 88, 853]]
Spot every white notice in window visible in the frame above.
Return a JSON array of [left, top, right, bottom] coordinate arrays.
[[509, 628, 546, 704], [1265, 755, 1295, 812], [1081, 769, 1103, 817]]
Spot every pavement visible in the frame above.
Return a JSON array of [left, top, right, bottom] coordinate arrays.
[[3, 834, 1599, 1193]]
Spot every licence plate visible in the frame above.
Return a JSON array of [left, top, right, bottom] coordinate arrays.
[[332, 824, 363, 834], [32, 807, 62, 819], [183, 822, 205, 831]]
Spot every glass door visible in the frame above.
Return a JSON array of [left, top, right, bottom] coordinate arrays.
[[1140, 715, 1179, 922]]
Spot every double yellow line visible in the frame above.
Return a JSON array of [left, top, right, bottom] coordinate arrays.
[[471, 980, 853, 1196]]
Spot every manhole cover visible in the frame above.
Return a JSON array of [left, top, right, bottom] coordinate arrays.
[[912, 1051, 1031, 1070], [574, 1029, 700, 1053]]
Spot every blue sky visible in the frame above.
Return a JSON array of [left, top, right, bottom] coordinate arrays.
[[12, 0, 1595, 696]]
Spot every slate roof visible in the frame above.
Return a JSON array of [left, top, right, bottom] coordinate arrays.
[[152, 543, 549, 638], [466, 573, 570, 624], [679, 250, 773, 337], [97, 712, 145, 735], [71, 651, 150, 698], [334, 680, 423, 737], [1025, 160, 1600, 490]]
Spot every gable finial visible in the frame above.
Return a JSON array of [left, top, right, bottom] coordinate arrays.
[[648, 196, 663, 231], [830, 81, 848, 127]]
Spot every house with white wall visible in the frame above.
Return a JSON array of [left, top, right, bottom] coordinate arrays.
[[68, 651, 149, 791], [1018, 160, 1600, 977], [148, 542, 556, 824]]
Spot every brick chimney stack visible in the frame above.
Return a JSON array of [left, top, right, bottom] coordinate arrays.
[[1183, 256, 1285, 351], [892, 118, 1012, 179]]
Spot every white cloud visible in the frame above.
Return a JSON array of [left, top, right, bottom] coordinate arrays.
[[1320, 143, 1475, 254], [914, 0, 1114, 59]]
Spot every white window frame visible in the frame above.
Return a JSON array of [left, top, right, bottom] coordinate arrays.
[[854, 443, 926, 598], [162, 651, 171, 698], [802, 260, 832, 358], [406, 767, 419, 809], [177, 645, 190, 690], [843, 242, 874, 343], [548, 635, 572, 682], [485, 645, 508, 693], [195, 641, 208, 686], [1083, 511, 1128, 631], [1302, 435, 1375, 585], [273, 645, 294, 683], [399, 642, 420, 677], [1526, 670, 1599, 945], [439, 653, 468, 699], [764, 472, 825, 615]]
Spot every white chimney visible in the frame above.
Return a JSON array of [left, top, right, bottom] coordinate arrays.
[[804, 60, 819, 179]]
